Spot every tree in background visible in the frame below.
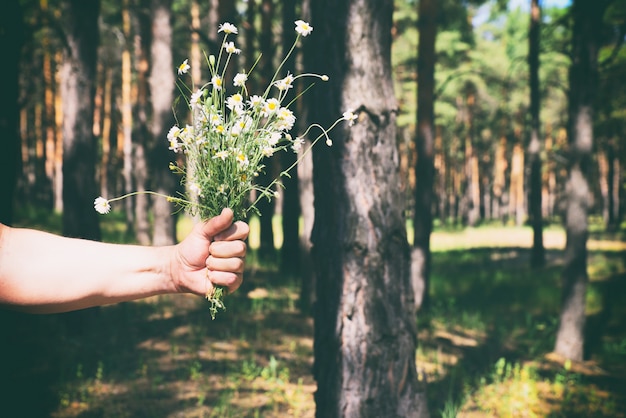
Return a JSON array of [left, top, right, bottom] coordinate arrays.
[[412, 0, 439, 312], [528, 0, 545, 268], [256, 0, 277, 260], [148, 0, 177, 245], [280, 0, 301, 276], [308, 0, 429, 415], [553, 0, 611, 361], [0, 0, 23, 225], [596, 1, 626, 231], [131, 0, 153, 245], [60, 0, 101, 241]]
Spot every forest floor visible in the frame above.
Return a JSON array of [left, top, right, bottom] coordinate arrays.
[[1, 211, 625, 417]]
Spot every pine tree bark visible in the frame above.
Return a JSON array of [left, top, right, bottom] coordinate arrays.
[[605, 139, 619, 231], [509, 138, 525, 226], [554, 0, 608, 362], [464, 90, 480, 226], [257, 0, 276, 259], [54, 51, 64, 213], [61, 0, 101, 241], [297, 142, 315, 314], [120, 0, 136, 238], [0, 0, 23, 225], [42, 0, 58, 212], [149, 0, 177, 245], [297, 0, 315, 314], [132, 0, 152, 245], [280, 0, 301, 276], [100, 68, 113, 201], [493, 136, 507, 222], [411, 0, 438, 312], [308, 0, 429, 416], [609, 141, 621, 229], [528, 0, 545, 267]]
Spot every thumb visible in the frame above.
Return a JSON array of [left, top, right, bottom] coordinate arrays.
[[197, 208, 234, 241]]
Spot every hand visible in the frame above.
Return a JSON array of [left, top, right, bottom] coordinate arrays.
[[171, 208, 249, 296]]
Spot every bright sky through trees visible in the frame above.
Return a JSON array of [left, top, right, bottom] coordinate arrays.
[[473, 0, 573, 27]]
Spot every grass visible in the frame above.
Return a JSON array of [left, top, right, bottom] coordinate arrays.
[[2, 209, 625, 417]]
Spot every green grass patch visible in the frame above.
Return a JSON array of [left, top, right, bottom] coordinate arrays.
[[4, 209, 626, 417]]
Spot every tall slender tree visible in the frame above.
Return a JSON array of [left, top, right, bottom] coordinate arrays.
[[60, 0, 101, 241], [149, 0, 177, 245], [528, 0, 545, 267], [553, 0, 609, 361], [412, 0, 438, 312], [280, 0, 301, 275], [132, 0, 153, 245], [308, 0, 429, 416], [256, 0, 277, 259], [0, 0, 23, 225]]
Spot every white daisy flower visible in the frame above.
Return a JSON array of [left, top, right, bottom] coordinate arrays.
[[268, 132, 282, 146], [292, 137, 305, 152], [211, 75, 223, 91], [224, 41, 241, 54], [295, 20, 313, 36], [190, 89, 204, 108], [218, 22, 238, 34], [167, 125, 181, 141], [235, 151, 249, 168], [213, 150, 229, 161], [248, 95, 264, 109], [226, 93, 244, 110], [233, 73, 248, 87], [262, 146, 275, 157], [94, 197, 111, 214], [275, 72, 295, 91], [343, 110, 358, 126], [262, 98, 281, 116], [177, 59, 190, 75]]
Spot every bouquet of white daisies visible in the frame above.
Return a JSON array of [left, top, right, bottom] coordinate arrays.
[[95, 19, 357, 319]]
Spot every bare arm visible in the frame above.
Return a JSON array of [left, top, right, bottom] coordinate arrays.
[[0, 208, 248, 314]]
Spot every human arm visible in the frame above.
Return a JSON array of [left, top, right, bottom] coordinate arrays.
[[0, 208, 248, 314]]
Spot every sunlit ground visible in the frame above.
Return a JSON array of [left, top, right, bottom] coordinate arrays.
[[4, 210, 625, 417]]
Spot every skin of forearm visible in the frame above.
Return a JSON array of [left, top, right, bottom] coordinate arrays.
[[0, 225, 176, 314]]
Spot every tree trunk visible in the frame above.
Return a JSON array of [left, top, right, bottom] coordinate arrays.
[[610, 142, 621, 229], [605, 139, 619, 231], [120, 0, 137, 238], [308, 0, 429, 416], [598, 148, 610, 227], [54, 51, 65, 213], [100, 67, 113, 200], [132, 0, 152, 245], [149, 0, 177, 245], [435, 128, 447, 224], [61, 0, 101, 241], [297, 0, 315, 314], [509, 139, 525, 226], [280, 0, 301, 276], [257, 0, 276, 259], [0, 0, 23, 225], [492, 136, 507, 221], [554, 0, 607, 362], [42, 0, 58, 212], [412, 0, 438, 312], [463, 91, 480, 227], [297, 141, 315, 314], [528, 0, 545, 267], [542, 125, 554, 219]]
